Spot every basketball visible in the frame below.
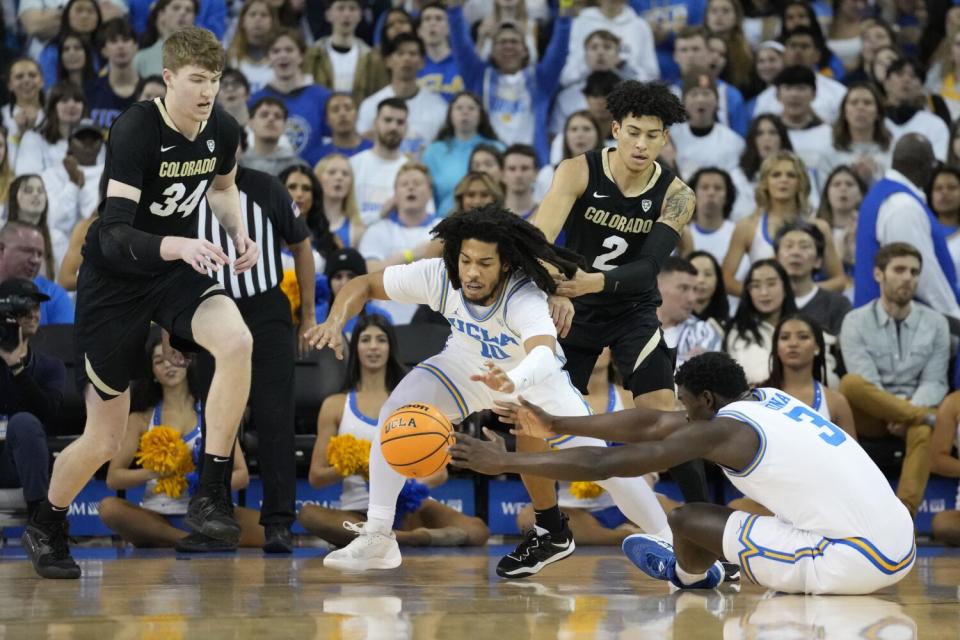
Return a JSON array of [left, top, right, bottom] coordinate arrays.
[[380, 403, 454, 478]]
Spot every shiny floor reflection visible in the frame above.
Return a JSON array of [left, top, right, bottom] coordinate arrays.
[[0, 545, 957, 639]]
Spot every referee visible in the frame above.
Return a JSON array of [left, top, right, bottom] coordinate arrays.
[[175, 163, 316, 553]]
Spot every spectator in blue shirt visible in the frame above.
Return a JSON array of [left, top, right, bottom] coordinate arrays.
[[85, 18, 139, 129], [37, 0, 102, 90], [447, 0, 571, 165], [305, 93, 373, 167], [416, 2, 464, 102], [0, 222, 74, 325], [250, 29, 332, 164], [422, 91, 502, 216]]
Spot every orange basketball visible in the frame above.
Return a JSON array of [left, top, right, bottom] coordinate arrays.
[[380, 403, 454, 478]]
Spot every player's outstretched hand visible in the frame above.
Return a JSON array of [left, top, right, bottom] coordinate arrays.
[[180, 238, 229, 274], [554, 268, 604, 298], [449, 428, 507, 475], [493, 396, 557, 439], [548, 295, 575, 338], [470, 361, 515, 394], [232, 233, 260, 274], [305, 320, 345, 359]]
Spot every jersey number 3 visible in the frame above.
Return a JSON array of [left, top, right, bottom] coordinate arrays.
[[591, 235, 628, 271], [149, 180, 208, 217], [784, 405, 847, 447]]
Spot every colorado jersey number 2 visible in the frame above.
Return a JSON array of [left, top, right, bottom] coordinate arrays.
[[592, 235, 628, 271], [149, 179, 209, 217]]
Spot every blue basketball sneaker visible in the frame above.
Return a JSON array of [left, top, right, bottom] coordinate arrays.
[[622, 534, 725, 589]]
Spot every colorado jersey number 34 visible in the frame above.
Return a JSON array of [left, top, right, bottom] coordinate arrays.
[[150, 179, 209, 217]]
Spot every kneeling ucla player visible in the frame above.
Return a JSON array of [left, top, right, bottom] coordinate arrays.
[[307, 206, 672, 575], [454, 352, 916, 595]]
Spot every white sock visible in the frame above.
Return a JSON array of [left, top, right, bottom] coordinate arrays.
[[675, 565, 708, 586], [555, 436, 671, 542], [365, 431, 405, 535], [594, 475, 671, 543]]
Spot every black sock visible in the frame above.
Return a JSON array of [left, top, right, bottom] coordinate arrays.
[[34, 500, 68, 523], [199, 453, 231, 495], [26, 499, 42, 520], [534, 505, 563, 534]]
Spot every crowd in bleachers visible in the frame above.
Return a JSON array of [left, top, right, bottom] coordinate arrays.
[[3, 0, 960, 549]]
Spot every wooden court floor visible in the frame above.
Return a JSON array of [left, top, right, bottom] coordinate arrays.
[[0, 544, 958, 639]]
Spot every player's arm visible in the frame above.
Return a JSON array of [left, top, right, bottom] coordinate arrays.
[[471, 335, 561, 394], [493, 395, 687, 443], [206, 166, 260, 273], [532, 156, 588, 243], [99, 107, 231, 274], [596, 178, 694, 295], [450, 418, 728, 479], [555, 178, 694, 299], [306, 271, 389, 357], [308, 259, 441, 356]]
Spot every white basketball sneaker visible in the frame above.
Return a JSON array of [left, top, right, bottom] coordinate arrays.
[[323, 521, 402, 571]]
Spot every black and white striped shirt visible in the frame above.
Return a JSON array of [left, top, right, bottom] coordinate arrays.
[[197, 166, 310, 298]]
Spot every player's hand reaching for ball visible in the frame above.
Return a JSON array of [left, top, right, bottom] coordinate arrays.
[[180, 238, 229, 274], [554, 268, 604, 298], [305, 320, 345, 358], [493, 396, 557, 439], [471, 361, 515, 394], [232, 232, 260, 274], [449, 428, 507, 475]]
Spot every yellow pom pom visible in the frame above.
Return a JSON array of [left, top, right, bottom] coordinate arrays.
[[155, 474, 189, 499], [136, 426, 191, 475], [326, 434, 372, 477], [280, 269, 300, 324], [136, 426, 195, 498], [569, 481, 605, 500]]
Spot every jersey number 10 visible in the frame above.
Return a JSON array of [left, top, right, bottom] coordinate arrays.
[[149, 180, 209, 217]]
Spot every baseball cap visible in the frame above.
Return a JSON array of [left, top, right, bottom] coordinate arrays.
[[0, 277, 51, 302], [325, 248, 368, 279], [70, 118, 104, 138]]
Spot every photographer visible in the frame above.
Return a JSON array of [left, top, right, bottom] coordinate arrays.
[[0, 278, 65, 519]]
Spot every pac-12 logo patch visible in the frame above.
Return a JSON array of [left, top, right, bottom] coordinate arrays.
[[641, 199, 652, 212], [207, 139, 215, 153]]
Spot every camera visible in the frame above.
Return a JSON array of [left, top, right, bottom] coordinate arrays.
[[0, 294, 31, 352]]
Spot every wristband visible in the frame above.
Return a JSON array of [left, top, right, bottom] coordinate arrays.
[[506, 345, 560, 392], [403, 249, 415, 264]]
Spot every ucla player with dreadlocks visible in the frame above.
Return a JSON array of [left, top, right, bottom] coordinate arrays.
[[306, 205, 672, 574]]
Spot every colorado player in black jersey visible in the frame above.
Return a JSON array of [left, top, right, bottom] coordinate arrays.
[[22, 27, 260, 579], [494, 81, 707, 579]]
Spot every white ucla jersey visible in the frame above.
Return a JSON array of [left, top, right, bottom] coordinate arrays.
[[716, 388, 912, 551], [337, 391, 379, 512], [383, 258, 560, 368]]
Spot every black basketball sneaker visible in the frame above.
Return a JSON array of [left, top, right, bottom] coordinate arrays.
[[185, 487, 240, 544], [22, 518, 81, 579], [496, 514, 576, 579]]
